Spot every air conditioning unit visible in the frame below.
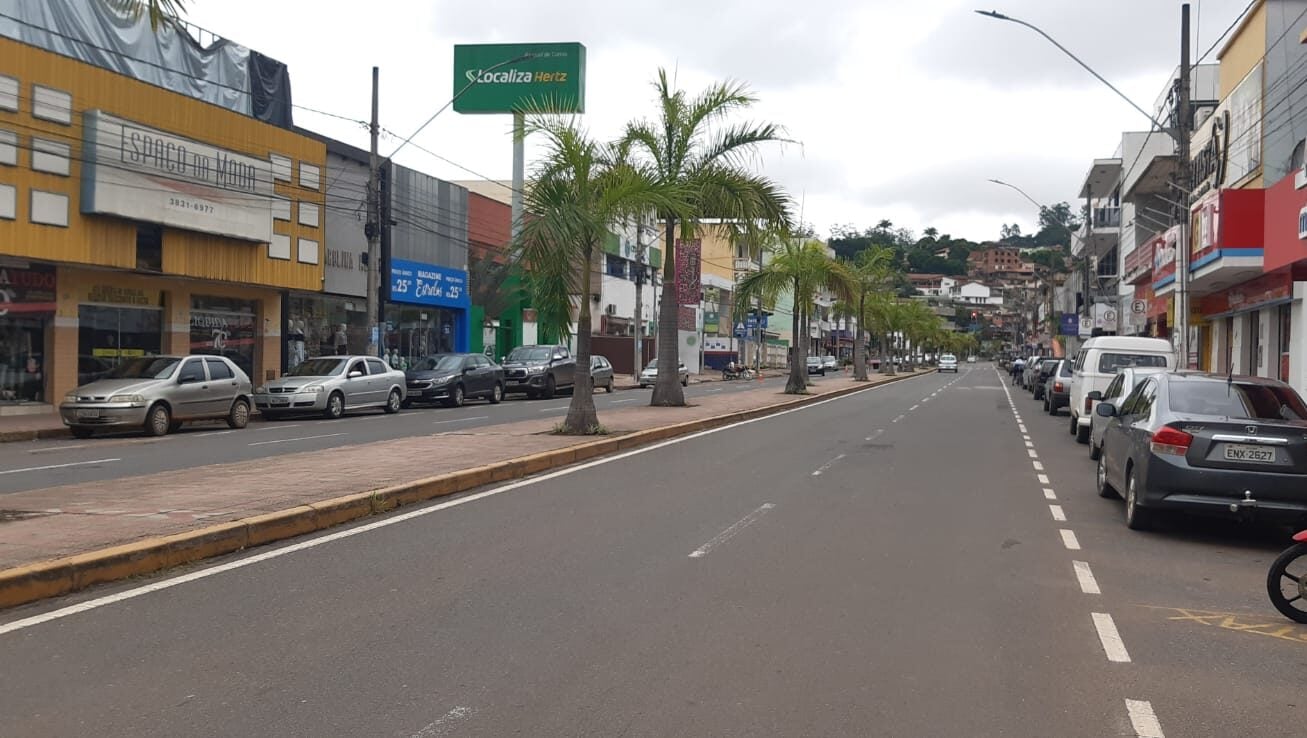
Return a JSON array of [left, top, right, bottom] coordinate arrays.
[[605, 304, 617, 315]]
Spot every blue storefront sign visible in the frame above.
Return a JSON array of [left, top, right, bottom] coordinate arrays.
[[1059, 313, 1080, 336], [389, 259, 470, 309]]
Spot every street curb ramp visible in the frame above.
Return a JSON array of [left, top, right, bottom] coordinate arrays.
[[0, 370, 930, 610]]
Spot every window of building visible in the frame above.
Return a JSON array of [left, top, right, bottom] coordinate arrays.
[[606, 254, 627, 279], [77, 304, 163, 383], [136, 224, 162, 272], [190, 295, 257, 380]]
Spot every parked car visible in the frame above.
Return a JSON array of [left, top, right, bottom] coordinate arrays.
[[967, 355, 977, 363], [501, 345, 576, 399], [1043, 359, 1075, 415], [254, 355, 405, 420], [590, 355, 615, 393], [1022, 356, 1051, 390], [640, 358, 690, 387], [938, 353, 958, 373], [806, 355, 825, 376], [1095, 372, 1307, 530], [822, 355, 838, 370], [404, 353, 504, 407], [1069, 336, 1175, 444], [1087, 366, 1167, 460], [60, 355, 252, 438], [1032, 358, 1060, 400]]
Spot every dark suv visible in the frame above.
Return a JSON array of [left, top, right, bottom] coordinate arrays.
[[501, 345, 576, 399]]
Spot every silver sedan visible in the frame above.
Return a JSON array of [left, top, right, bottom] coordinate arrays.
[[254, 355, 406, 420]]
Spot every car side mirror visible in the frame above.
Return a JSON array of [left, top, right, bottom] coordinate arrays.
[[499, 357, 506, 363], [1087, 390, 1103, 401], [348, 369, 364, 379], [1095, 402, 1117, 418]]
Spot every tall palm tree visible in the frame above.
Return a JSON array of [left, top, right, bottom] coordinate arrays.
[[735, 239, 851, 394], [515, 117, 678, 434], [835, 246, 897, 381], [624, 70, 791, 407], [104, 0, 188, 30]]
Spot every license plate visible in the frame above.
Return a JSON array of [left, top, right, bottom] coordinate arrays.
[[1222, 444, 1276, 463], [271, 398, 290, 406], [75, 409, 99, 419]]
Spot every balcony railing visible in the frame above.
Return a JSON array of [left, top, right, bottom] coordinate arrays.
[[1091, 206, 1121, 230]]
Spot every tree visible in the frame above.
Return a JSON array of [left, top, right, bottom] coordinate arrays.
[[515, 118, 678, 434], [625, 70, 791, 407], [104, 0, 188, 30], [1000, 223, 1023, 241], [735, 239, 851, 394], [835, 247, 897, 381]]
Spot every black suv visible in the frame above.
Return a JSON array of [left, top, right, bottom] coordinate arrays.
[[501, 345, 576, 399]]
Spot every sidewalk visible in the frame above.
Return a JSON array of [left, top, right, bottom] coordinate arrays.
[[0, 372, 922, 577]]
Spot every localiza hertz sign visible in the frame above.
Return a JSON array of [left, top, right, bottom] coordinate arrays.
[[81, 110, 276, 243]]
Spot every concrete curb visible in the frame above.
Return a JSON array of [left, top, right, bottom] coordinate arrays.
[[0, 370, 932, 610], [0, 427, 72, 444]]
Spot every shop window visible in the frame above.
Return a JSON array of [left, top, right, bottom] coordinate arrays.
[[190, 295, 257, 379], [0, 264, 55, 403], [77, 304, 163, 384], [286, 295, 368, 371], [136, 224, 162, 272]]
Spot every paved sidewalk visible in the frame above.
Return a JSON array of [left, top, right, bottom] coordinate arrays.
[[0, 373, 918, 572]]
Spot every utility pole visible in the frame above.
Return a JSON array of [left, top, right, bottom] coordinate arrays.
[[1175, 3, 1193, 368], [632, 217, 646, 381], [365, 67, 381, 357]]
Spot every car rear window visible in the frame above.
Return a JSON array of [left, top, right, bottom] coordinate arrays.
[[1169, 381, 1307, 420], [1097, 353, 1168, 373], [1059, 361, 1073, 377]]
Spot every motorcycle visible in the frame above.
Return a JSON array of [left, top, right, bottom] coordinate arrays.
[[722, 367, 757, 381], [1266, 530, 1307, 623]]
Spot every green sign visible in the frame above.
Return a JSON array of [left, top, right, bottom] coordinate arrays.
[[704, 311, 719, 334], [452, 43, 586, 114]]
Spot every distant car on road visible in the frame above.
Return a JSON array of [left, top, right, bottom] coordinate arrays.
[[590, 355, 615, 393], [405, 353, 504, 407], [254, 355, 405, 420], [1095, 372, 1307, 530], [822, 355, 838, 370], [501, 345, 576, 399], [967, 355, 977, 363], [61, 355, 252, 438], [938, 353, 958, 373], [640, 358, 689, 387], [806, 355, 825, 376]]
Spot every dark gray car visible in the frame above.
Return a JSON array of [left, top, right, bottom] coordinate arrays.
[[1095, 371, 1307, 530], [405, 353, 504, 407], [501, 345, 576, 399], [590, 355, 615, 393]]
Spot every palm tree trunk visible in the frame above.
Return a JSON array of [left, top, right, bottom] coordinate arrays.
[[651, 216, 686, 406], [785, 278, 805, 394], [853, 293, 868, 381], [564, 242, 599, 433]]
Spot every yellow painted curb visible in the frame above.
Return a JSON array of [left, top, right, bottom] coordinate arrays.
[[0, 370, 932, 611]]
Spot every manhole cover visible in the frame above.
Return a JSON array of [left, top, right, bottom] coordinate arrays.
[[0, 509, 54, 523]]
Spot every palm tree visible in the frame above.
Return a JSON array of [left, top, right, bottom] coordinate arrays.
[[104, 0, 188, 30], [624, 70, 791, 407], [835, 247, 897, 381], [735, 239, 851, 394], [515, 118, 678, 434]]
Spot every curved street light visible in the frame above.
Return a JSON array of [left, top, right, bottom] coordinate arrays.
[[987, 178, 1044, 211]]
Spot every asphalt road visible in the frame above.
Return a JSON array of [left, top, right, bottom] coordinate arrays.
[[1, 364, 1300, 736], [0, 375, 788, 495]]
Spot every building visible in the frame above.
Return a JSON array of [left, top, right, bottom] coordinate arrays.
[[1, 17, 324, 413], [956, 282, 1004, 307], [967, 246, 1035, 280]]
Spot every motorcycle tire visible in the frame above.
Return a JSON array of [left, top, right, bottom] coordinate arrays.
[[1267, 542, 1307, 624]]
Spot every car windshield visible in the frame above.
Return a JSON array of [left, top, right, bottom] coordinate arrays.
[[105, 357, 180, 379], [807, 356, 820, 363], [286, 358, 346, 377], [508, 347, 552, 362], [1098, 353, 1167, 373], [644, 360, 659, 370], [1169, 380, 1307, 421], [412, 355, 463, 372]]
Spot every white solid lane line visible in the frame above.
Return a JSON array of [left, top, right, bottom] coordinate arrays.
[[1049, 504, 1066, 521], [1060, 529, 1081, 550], [811, 454, 846, 476], [1073, 560, 1101, 594], [0, 458, 121, 476], [247, 433, 346, 447], [1091, 612, 1131, 662], [688, 503, 776, 558], [1125, 699, 1165, 738], [433, 416, 488, 425]]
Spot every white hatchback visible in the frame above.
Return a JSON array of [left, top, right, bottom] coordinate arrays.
[[938, 354, 959, 373]]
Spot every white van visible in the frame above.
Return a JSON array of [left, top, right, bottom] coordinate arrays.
[[1068, 336, 1176, 444]]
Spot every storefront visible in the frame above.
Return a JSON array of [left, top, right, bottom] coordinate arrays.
[[1198, 270, 1294, 379], [0, 261, 56, 406], [284, 294, 368, 370], [384, 258, 470, 366]]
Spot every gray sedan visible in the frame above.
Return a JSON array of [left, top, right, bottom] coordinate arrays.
[[60, 355, 252, 438], [254, 355, 406, 420]]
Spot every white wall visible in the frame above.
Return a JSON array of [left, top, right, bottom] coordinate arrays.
[[1290, 284, 1307, 395], [600, 274, 655, 326]]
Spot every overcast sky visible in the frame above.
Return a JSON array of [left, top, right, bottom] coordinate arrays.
[[188, 0, 1248, 243]]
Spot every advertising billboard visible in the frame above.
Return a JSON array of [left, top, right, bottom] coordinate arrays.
[[452, 43, 586, 114]]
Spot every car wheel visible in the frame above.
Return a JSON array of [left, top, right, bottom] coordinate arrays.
[[144, 403, 171, 437], [384, 389, 402, 414], [543, 375, 556, 399], [1124, 467, 1153, 530], [323, 391, 345, 420], [489, 383, 504, 404], [1042, 397, 1049, 412], [682, 375, 689, 387], [226, 398, 251, 429], [1089, 438, 1101, 461], [1075, 423, 1091, 445], [444, 384, 465, 408], [604, 379, 614, 393], [1069, 413, 1078, 436], [1096, 454, 1117, 498], [69, 426, 95, 439]]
